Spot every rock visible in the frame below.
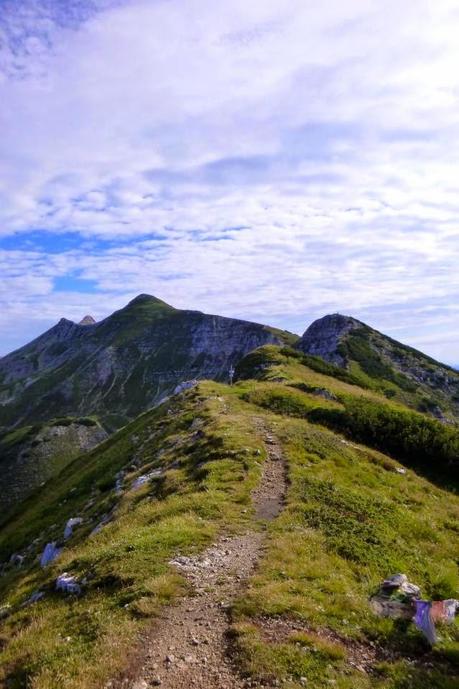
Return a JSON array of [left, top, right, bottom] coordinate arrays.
[[64, 517, 83, 540], [56, 572, 81, 595], [173, 380, 198, 395], [22, 590, 45, 606], [131, 681, 149, 689], [296, 313, 361, 366], [115, 471, 125, 495], [132, 469, 163, 490], [382, 573, 408, 589], [78, 315, 96, 326], [9, 553, 24, 567], [90, 513, 113, 536], [40, 542, 61, 567], [313, 387, 337, 401]]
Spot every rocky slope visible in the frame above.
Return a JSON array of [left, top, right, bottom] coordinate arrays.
[[0, 294, 296, 431], [296, 314, 459, 422], [0, 418, 107, 516]]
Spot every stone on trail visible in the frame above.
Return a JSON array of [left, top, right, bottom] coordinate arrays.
[[131, 680, 150, 689]]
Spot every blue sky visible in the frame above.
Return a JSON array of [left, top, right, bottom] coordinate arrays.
[[0, 0, 458, 363]]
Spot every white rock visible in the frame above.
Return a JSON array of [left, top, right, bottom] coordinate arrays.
[[132, 469, 163, 490], [40, 542, 61, 567], [64, 517, 83, 540], [56, 572, 81, 595], [173, 380, 198, 395]]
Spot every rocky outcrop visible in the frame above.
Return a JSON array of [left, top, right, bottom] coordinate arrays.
[[78, 315, 96, 326], [296, 314, 362, 365]]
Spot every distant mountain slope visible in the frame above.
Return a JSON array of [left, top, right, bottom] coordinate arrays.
[[296, 314, 459, 422], [0, 294, 297, 431], [0, 417, 107, 517]]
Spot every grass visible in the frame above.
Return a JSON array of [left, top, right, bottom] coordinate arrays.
[[236, 347, 459, 488], [237, 343, 459, 425], [0, 385, 266, 689], [0, 358, 458, 689], [231, 412, 459, 688]]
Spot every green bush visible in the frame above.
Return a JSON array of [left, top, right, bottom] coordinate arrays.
[[310, 397, 459, 486]]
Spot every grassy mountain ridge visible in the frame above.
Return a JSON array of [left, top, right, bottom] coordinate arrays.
[[0, 363, 457, 688], [296, 315, 459, 423]]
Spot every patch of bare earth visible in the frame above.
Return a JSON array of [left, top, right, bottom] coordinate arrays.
[[109, 419, 286, 689]]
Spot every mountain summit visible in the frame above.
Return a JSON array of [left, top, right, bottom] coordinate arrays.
[[296, 313, 459, 421], [0, 295, 296, 431], [78, 315, 96, 326]]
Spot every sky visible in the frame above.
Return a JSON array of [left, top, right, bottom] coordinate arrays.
[[0, 0, 458, 363]]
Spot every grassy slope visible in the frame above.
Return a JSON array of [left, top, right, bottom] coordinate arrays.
[[0, 365, 457, 688], [0, 386, 265, 689], [336, 326, 459, 422], [236, 346, 459, 488], [0, 417, 105, 521]]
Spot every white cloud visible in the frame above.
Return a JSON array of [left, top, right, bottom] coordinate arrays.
[[0, 0, 458, 362]]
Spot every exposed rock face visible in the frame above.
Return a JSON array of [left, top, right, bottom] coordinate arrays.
[[296, 314, 362, 365], [0, 419, 108, 516], [78, 315, 96, 326], [0, 295, 296, 431]]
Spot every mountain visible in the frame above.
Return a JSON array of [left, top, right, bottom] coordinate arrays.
[[296, 314, 459, 423], [0, 417, 107, 517], [0, 294, 297, 432], [0, 354, 457, 689]]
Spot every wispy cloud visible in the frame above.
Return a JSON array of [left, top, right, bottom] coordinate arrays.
[[0, 0, 458, 362]]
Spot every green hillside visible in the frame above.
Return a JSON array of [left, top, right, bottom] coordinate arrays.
[[296, 315, 459, 424], [0, 295, 296, 432], [0, 418, 107, 518], [0, 356, 457, 688]]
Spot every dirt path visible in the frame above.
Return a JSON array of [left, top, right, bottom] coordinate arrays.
[[111, 419, 286, 689]]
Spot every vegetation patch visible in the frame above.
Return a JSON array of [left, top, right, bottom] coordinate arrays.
[[0, 385, 265, 689], [233, 415, 458, 688]]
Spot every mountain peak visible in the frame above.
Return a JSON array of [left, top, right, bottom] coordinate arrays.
[[79, 315, 96, 326], [296, 313, 363, 365], [127, 293, 171, 307], [56, 317, 75, 327]]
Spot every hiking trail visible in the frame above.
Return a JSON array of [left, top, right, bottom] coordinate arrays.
[[110, 418, 286, 689]]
